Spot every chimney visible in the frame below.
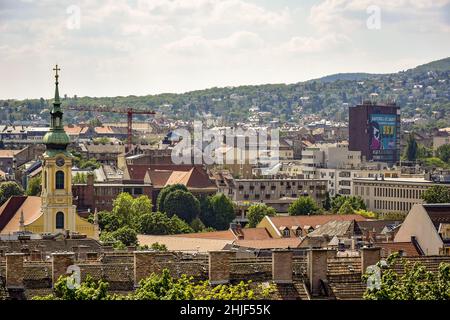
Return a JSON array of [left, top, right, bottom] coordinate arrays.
[[272, 250, 293, 283], [307, 248, 328, 296], [52, 252, 75, 287], [360, 247, 381, 275], [209, 250, 235, 285], [6, 253, 24, 289]]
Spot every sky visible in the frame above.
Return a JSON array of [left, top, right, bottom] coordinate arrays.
[[1, 0, 450, 100]]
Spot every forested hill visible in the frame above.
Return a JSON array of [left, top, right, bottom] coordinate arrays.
[[1, 57, 449, 125]]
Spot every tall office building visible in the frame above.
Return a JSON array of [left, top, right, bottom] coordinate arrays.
[[349, 101, 400, 165]]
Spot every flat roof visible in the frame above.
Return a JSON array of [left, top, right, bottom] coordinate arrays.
[[353, 177, 435, 184]]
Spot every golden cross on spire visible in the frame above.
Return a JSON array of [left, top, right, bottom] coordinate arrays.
[[53, 64, 60, 81]]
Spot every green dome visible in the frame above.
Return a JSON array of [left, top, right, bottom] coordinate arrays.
[[43, 130, 70, 149]]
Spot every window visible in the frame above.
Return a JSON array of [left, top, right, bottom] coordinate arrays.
[[56, 212, 64, 229], [55, 171, 65, 189], [283, 229, 290, 237]]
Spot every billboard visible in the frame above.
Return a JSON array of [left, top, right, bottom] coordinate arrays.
[[369, 114, 397, 151]]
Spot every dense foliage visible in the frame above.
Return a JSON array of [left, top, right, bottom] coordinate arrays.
[[436, 144, 450, 163], [421, 185, 450, 203], [199, 193, 235, 230], [138, 211, 193, 235], [4, 58, 449, 126], [33, 269, 275, 300], [157, 184, 188, 213], [331, 195, 366, 214], [288, 196, 321, 216], [246, 203, 276, 228], [32, 275, 110, 300], [26, 175, 41, 196], [363, 253, 450, 300], [164, 190, 200, 223], [0, 181, 24, 206], [405, 134, 418, 161]]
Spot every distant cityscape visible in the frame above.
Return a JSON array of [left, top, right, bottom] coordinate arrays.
[[0, 60, 449, 302]]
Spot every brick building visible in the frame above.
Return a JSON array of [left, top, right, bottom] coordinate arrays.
[[349, 101, 400, 165]]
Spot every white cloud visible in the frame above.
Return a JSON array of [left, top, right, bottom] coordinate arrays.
[[0, 0, 449, 99], [309, 0, 450, 33], [284, 34, 351, 53]]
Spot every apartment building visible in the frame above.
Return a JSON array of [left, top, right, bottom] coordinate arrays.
[[318, 167, 401, 197], [353, 177, 449, 214], [214, 171, 327, 214], [301, 142, 362, 179]]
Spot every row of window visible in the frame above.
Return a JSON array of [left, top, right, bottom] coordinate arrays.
[[374, 200, 414, 212], [374, 187, 425, 199]]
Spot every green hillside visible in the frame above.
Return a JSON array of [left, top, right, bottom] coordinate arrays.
[[1, 57, 449, 126]]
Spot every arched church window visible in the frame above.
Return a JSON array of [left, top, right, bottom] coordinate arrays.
[[56, 212, 64, 229], [56, 171, 65, 189]]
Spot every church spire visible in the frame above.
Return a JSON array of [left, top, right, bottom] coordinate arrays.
[[43, 64, 70, 150], [53, 64, 61, 106]]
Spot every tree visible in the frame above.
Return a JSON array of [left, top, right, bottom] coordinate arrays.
[[338, 200, 355, 214], [111, 192, 135, 226], [33, 269, 275, 301], [421, 185, 450, 203], [33, 275, 110, 300], [331, 195, 346, 213], [133, 269, 275, 300], [323, 192, 332, 211], [363, 253, 450, 300], [137, 212, 194, 235], [150, 242, 168, 252], [200, 194, 235, 230], [130, 195, 153, 227], [405, 133, 418, 161], [98, 210, 122, 232], [168, 215, 194, 234], [164, 190, 200, 223], [73, 172, 87, 184], [246, 203, 276, 228], [110, 193, 153, 229], [190, 217, 206, 232], [110, 226, 138, 247], [138, 212, 172, 235], [331, 195, 366, 213], [436, 144, 450, 163], [288, 196, 320, 216], [354, 209, 378, 219], [89, 118, 103, 127], [26, 175, 41, 196], [0, 181, 24, 206], [157, 184, 188, 212]]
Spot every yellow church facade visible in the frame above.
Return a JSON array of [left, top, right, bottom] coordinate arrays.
[[0, 65, 95, 237]]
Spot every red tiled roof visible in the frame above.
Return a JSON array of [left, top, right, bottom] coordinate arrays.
[[148, 170, 173, 187], [64, 125, 88, 135], [127, 164, 216, 189], [0, 196, 42, 234], [266, 215, 368, 236], [378, 242, 421, 257], [239, 228, 272, 240], [94, 126, 114, 134], [0, 150, 20, 158]]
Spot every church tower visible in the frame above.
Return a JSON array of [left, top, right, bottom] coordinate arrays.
[[40, 65, 77, 233]]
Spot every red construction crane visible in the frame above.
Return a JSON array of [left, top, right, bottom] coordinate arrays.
[[65, 105, 156, 151]]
